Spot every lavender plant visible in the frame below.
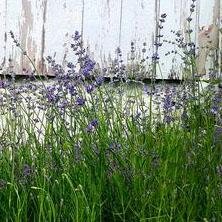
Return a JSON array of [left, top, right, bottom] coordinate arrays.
[[0, 23, 221, 222]]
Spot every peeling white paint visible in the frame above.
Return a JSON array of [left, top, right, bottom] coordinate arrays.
[[197, 0, 220, 76], [0, 0, 219, 78]]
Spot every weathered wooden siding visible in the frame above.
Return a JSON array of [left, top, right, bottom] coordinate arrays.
[[0, 0, 220, 78], [0, 0, 6, 70]]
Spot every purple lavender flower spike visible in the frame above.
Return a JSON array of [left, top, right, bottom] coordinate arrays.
[[85, 84, 95, 94], [217, 165, 222, 177], [23, 164, 32, 177], [95, 77, 104, 86], [76, 98, 85, 106], [86, 119, 99, 133], [91, 119, 99, 127]]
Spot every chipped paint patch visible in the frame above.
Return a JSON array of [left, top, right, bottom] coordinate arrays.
[[197, 0, 220, 75]]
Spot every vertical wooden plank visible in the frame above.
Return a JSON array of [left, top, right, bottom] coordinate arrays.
[[19, 0, 35, 71], [120, 0, 156, 62], [199, 0, 215, 25], [83, 0, 122, 65], [118, 0, 123, 47], [198, 0, 219, 76], [44, 0, 83, 66], [6, 0, 46, 74], [81, 0, 102, 62], [40, 0, 47, 74], [81, 0, 84, 37], [0, 0, 6, 72], [157, 0, 185, 78], [21, 0, 47, 74], [5, 0, 22, 73]]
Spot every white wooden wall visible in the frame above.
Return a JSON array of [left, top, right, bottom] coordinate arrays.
[[0, 0, 220, 78]]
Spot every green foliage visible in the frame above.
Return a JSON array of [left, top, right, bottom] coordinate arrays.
[[0, 80, 221, 222]]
